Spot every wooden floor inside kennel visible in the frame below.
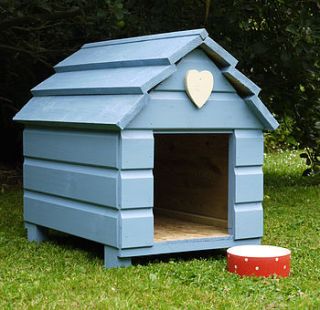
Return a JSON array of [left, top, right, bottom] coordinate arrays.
[[153, 134, 230, 243], [154, 215, 229, 242]]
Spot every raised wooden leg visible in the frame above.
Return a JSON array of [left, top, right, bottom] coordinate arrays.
[[104, 245, 132, 268], [25, 222, 48, 243]]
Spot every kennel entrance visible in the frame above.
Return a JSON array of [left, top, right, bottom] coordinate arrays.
[[153, 133, 230, 242]]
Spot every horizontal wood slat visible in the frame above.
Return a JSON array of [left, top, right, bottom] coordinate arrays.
[[234, 130, 264, 166], [32, 66, 175, 96], [55, 36, 202, 72], [24, 158, 118, 207], [119, 209, 153, 248], [120, 130, 154, 169], [128, 92, 263, 130], [119, 170, 153, 209], [234, 166, 263, 203], [118, 237, 262, 258], [14, 95, 147, 129], [234, 202, 263, 239], [24, 128, 119, 168], [24, 191, 118, 246]]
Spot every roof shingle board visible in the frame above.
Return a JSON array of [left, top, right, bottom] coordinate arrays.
[[14, 28, 278, 130], [32, 65, 176, 96], [13, 95, 147, 129], [55, 35, 202, 72]]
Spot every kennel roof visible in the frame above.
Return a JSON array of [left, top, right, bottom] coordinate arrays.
[[14, 29, 278, 130]]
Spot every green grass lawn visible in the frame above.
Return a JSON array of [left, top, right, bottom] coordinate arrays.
[[0, 151, 319, 309]]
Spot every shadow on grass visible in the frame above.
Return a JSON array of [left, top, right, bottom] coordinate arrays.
[[48, 230, 103, 260], [47, 230, 226, 267], [135, 249, 226, 267]]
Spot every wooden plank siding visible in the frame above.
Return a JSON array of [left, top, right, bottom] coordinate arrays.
[[118, 130, 154, 248], [120, 130, 154, 169], [119, 209, 153, 248], [127, 92, 263, 130], [14, 29, 281, 267], [24, 191, 118, 246], [229, 130, 264, 240], [24, 128, 119, 168], [23, 127, 155, 249], [24, 158, 119, 207]]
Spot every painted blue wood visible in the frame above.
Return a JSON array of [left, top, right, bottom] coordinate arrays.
[[222, 67, 261, 96], [234, 202, 263, 239], [104, 245, 132, 268], [119, 170, 153, 209], [15, 29, 281, 268], [120, 131, 154, 169], [25, 222, 48, 243], [23, 128, 119, 168], [228, 131, 236, 234], [245, 95, 279, 130], [229, 130, 264, 240], [128, 92, 263, 130], [83, 29, 208, 49], [234, 130, 264, 166], [55, 36, 202, 72], [14, 95, 147, 129], [234, 166, 263, 203], [24, 191, 118, 246], [24, 158, 118, 207], [118, 236, 261, 258], [119, 209, 153, 248], [31, 65, 176, 96], [155, 49, 235, 92], [201, 37, 238, 68]]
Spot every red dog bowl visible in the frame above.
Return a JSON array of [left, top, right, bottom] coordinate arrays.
[[227, 245, 291, 277]]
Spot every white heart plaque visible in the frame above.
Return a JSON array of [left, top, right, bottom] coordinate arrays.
[[185, 69, 214, 108]]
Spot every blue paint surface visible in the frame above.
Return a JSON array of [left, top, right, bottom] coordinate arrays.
[[24, 191, 118, 246], [14, 95, 147, 129], [13, 29, 279, 268], [201, 37, 238, 68], [24, 158, 118, 207], [55, 36, 202, 72], [83, 28, 208, 48], [31, 65, 175, 96], [234, 202, 263, 239], [23, 128, 119, 168], [128, 92, 263, 130], [155, 49, 235, 92]]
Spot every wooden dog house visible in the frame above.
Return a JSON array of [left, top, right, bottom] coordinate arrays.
[[14, 29, 278, 268]]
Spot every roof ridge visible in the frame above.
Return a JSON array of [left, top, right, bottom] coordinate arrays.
[[82, 28, 208, 49]]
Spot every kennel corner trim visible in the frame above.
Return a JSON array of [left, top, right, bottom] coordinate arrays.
[[14, 29, 279, 268]]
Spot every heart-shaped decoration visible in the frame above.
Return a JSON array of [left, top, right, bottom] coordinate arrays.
[[185, 69, 214, 109]]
